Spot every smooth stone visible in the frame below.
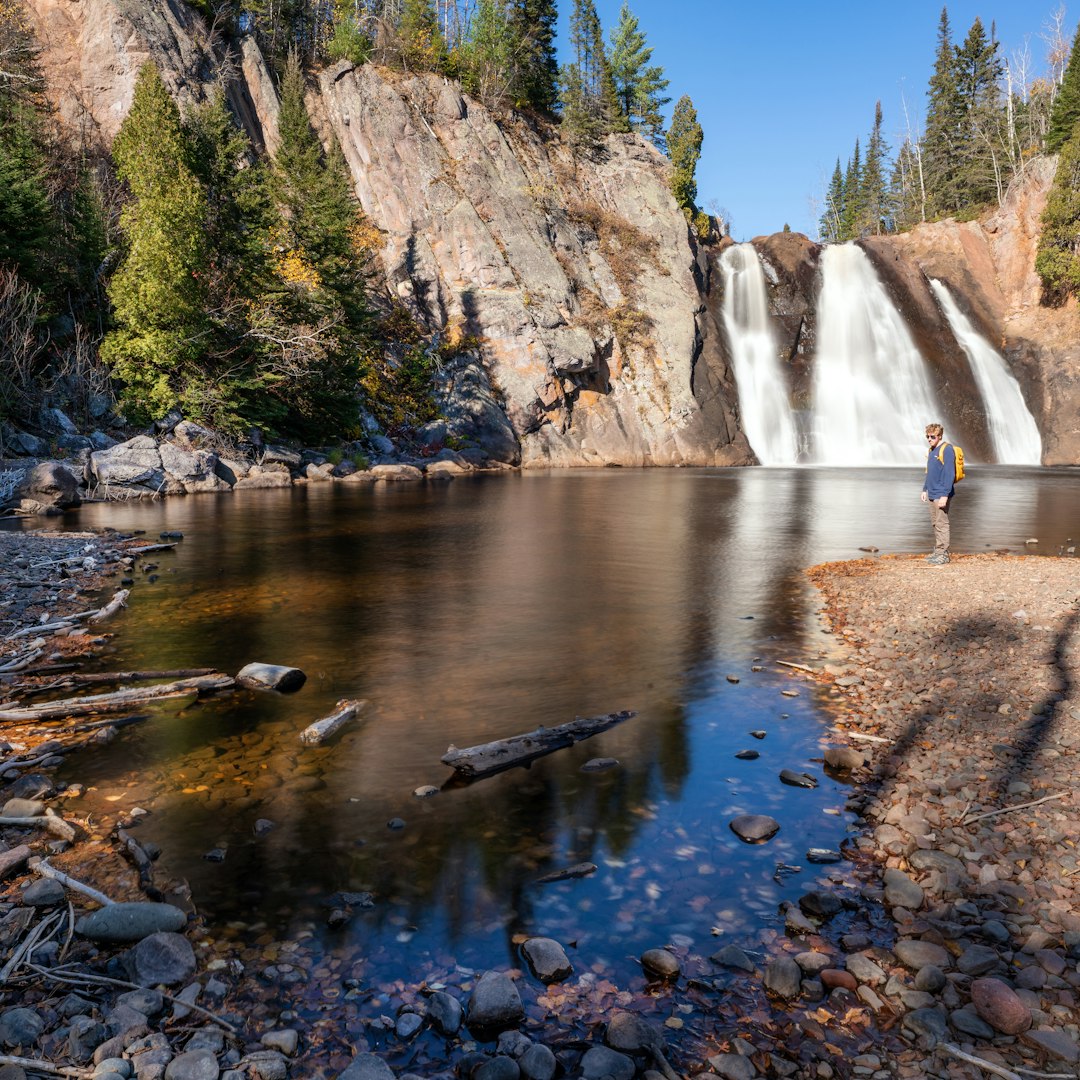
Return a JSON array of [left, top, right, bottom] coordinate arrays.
[[778, 769, 818, 788], [467, 972, 524, 1033], [902, 1007, 948, 1044], [475, 1057, 519, 1080], [734, 750, 759, 761], [395, 1013, 423, 1040], [605, 1011, 661, 1054], [705, 1054, 756, 1080], [711, 944, 755, 973], [971, 977, 1032, 1035], [519, 1044, 556, 1080], [76, 903, 187, 943], [337, 1054, 396, 1080], [236, 664, 306, 693], [0, 1008, 44, 1048], [820, 970, 857, 992], [581, 1047, 634, 1080], [823, 747, 864, 771], [894, 939, 950, 971], [163, 1050, 219, 1080], [949, 1009, 995, 1040], [580, 758, 619, 772], [427, 991, 463, 1036], [845, 953, 886, 987], [522, 938, 572, 983], [729, 815, 779, 843], [117, 989, 164, 1018], [68, 1016, 106, 1063], [981, 920, 1011, 946], [798, 891, 841, 919], [246, 1052, 287, 1080], [794, 952, 831, 976], [640, 948, 680, 981], [2, 799, 43, 818], [882, 868, 924, 910], [913, 965, 946, 994], [94, 1060, 132, 1078], [764, 957, 802, 1000], [22, 879, 66, 908], [261, 1030, 298, 1056], [413, 786, 439, 798]]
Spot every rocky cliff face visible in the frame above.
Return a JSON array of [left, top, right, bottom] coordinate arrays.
[[24, 0, 1080, 467]]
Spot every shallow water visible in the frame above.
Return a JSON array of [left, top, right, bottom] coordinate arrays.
[[17, 466, 1080, 997]]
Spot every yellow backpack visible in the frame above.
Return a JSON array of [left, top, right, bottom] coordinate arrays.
[[938, 441, 965, 482]]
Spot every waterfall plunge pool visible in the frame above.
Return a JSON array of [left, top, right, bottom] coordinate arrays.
[[15, 466, 1079, 1061]]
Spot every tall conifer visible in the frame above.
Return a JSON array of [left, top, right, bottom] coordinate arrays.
[[609, 3, 670, 146], [667, 95, 702, 212], [1047, 22, 1080, 152], [509, 0, 558, 113], [924, 6, 962, 215], [860, 102, 888, 235]]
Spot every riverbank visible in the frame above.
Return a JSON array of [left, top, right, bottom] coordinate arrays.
[[808, 553, 1080, 1078], [2, 537, 1079, 1080]]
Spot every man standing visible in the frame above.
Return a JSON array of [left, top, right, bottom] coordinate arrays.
[[921, 423, 955, 565]]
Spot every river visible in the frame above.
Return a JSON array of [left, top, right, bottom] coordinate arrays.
[[20, 465, 1080, 1047]]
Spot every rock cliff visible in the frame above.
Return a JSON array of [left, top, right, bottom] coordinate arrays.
[[23, 0, 1080, 466]]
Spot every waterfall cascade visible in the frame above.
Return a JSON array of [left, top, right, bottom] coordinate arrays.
[[929, 280, 1042, 465], [719, 244, 799, 465], [809, 245, 942, 465]]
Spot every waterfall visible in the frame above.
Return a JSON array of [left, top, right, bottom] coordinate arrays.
[[719, 244, 799, 465], [809, 244, 942, 465], [929, 280, 1042, 465]]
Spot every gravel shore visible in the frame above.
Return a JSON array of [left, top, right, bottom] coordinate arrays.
[[809, 553, 1080, 1078]]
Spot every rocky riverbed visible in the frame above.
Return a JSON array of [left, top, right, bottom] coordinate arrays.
[[1, 540, 1079, 1080]]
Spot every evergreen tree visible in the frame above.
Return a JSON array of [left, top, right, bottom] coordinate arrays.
[[1047, 22, 1080, 153], [923, 6, 962, 216], [609, 3, 670, 146], [888, 138, 924, 232], [840, 138, 862, 240], [459, 0, 517, 103], [860, 101, 888, 235], [567, 0, 621, 131], [508, 0, 559, 113], [397, 0, 447, 72], [1035, 119, 1080, 296], [100, 62, 210, 423], [667, 94, 702, 213], [954, 16, 1004, 209], [819, 158, 844, 242]]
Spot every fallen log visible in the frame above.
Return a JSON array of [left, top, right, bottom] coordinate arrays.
[[120, 541, 176, 554], [535, 862, 597, 883], [299, 699, 367, 745], [0, 673, 235, 722], [88, 589, 129, 623], [442, 710, 636, 780], [30, 857, 116, 907], [31, 669, 217, 695], [0, 813, 77, 842]]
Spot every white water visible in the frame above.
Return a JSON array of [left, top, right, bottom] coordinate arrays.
[[719, 243, 799, 465], [809, 244, 942, 465], [929, 279, 1042, 465]]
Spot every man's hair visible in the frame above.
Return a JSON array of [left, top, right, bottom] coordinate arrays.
[[925, 423, 943, 437]]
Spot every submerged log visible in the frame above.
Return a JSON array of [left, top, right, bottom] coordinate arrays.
[[299, 699, 367, 745], [88, 588, 129, 623], [0, 673, 235, 722], [442, 710, 636, 780]]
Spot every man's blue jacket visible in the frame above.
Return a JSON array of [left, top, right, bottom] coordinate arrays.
[[924, 443, 956, 500]]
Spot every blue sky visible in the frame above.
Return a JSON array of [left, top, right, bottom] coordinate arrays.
[[560, 1, 1067, 239]]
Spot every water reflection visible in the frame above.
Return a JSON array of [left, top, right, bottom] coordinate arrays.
[[15, 466, 1078, 986]]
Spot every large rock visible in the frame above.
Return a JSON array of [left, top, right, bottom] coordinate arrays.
[[159, 442, 229, 494], [971, 977, 1032, 1035], [729, 814, 779, 843], [337, 1054, 396, 1080], [521, 938, 572, 983], [75, 902, 187, 943], [467, 971, 524, 1033], [18, 462, 81, 509], [237, 663, 307, 692], [124, 931, 197, 987], [88, 436, 165, 492]]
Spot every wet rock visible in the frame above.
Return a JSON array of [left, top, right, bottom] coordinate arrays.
[[19, 462, 82, 510], [337, 1055, 397, 1080], [0, 1007, 44, 1047], [882, 868, 924, 910], [475, 1057, 519, 1080], [245, 1051, 288, 1080], [125, 932, 197, 987], [370, 464, 423, 482], [820, 969, 857, 992], [521, 938, 572, 983], [519, 1044, 556, 1080], [734, 750, 759, 760], [581, 1046, 634, 1080], [913, 965, 946, 994], [971, 977, 1032, 1034], [779, 769, 817, 788], [806, 848, 842, 863], [413, 786, 439, 798], [798, 891, 841, 919], [902, 1006, 948, 1045], [427, 991, 463, 1036], [729, 815, 779, 843], [794, 952, 831, 976], [844, 953, 886, 987], [706, 1054, 756, 1080], [395, 1013, 423, 1040], [749, 730, 766, 739], [893, 939, 950, 971], [763, 957, 802, 999], [467, 972, 523, 1033], [580, 758, 619, 772], [640, 948, 680, 981], [605, 1011, 661, 1054], [253, 819, 277, 836], [261, 1031, 298, 1056], [235, 465, 292, 490], [76, 902, 187, 943], [711, 944, 755, 973], [0, 845, 31, 878], [7, 775, 54, 800], [236, 664, 306, 693]]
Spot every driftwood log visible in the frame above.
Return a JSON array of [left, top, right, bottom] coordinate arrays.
[[442, 710, 636, 780], [299, 699, 367, 745], [0, 674, 235, 722], [88, 589, 129, 623]]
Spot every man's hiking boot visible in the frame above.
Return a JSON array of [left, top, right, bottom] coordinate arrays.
[[926, 552, 950, 565]]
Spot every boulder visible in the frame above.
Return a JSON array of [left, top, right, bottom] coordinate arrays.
[[764, 957, 802, 999], [971, 977, 1032, 1035], [18, 462, 81, 509], [370, 463, 423, 482], [234, 464, 291, 489], [729, 814, 779, 843], [124, 931, 197, 987], [159, 443, 228, 494], [823, 746, 865, 771], [467, 971, 524, 1033], [89, 436, 165, 491], [427, 990, 463, 1036], [580, 1047, 634, 1080], [640, 948, 680, 980], [521, 937, 572, 983], [261, 445, 302, 469]]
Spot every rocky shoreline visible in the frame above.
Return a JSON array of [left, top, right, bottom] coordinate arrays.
[[1, 539, 1079, 1080]]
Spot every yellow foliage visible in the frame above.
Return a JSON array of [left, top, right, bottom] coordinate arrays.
[[270, 227, 321, 290], [349, 214, 384, 258]]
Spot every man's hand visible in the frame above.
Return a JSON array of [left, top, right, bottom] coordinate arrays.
[[920, 491, 928, 503], [935, 496, 948, 509]]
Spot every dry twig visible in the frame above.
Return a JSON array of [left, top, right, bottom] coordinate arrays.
[[959, 791, 1068, 825]]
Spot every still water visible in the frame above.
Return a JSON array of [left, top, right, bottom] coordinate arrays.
[[26, 467, 1080, 994]]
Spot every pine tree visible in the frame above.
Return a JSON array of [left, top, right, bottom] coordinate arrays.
[[567, 0, 621, 131], [923, 6, 962, 216], [1047, 22, 1080, 153], [609, 3, 670, 146], [508, 0, 558, 113], [840, 139, 862, 240], [819, 158, 844, 242], [888, 138, 923, 232], [398, 0, 447, 72], [954, 17, 1004, 209], [100, 62, 210, 423], [667, 94, 702, 213], [1035, 118, 1080, 296], [860, 101, 888, 235]]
